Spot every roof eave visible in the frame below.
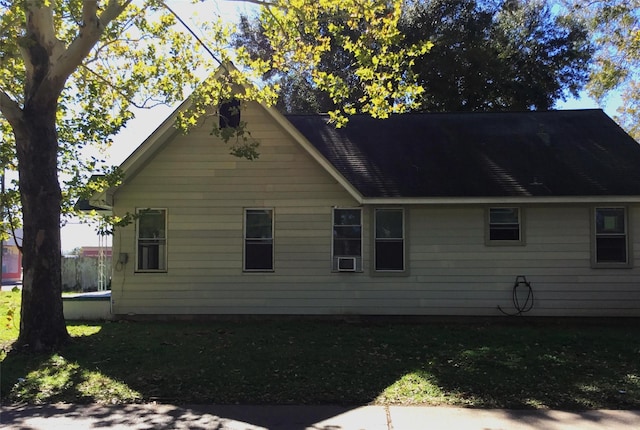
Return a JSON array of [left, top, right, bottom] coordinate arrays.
[[118, 99, 191, 184], [361, 195, 640, 205], [88, 189, 114, 212], [260, 106, 364, 204], [95, 63, 240, 201]]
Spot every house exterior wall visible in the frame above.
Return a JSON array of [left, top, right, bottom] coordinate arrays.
[[111, 102, 360, 315], [406, 205, 640, 316], [110, 102, 640, 317]]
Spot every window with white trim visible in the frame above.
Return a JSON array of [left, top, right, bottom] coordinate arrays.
[[594, 207, 629, 265], [488, 207, 522, 243], [244, 209, 274, 271], [136, 209, 167, 271], [332, 208, 362, 271], [375, 208, 404, 271]]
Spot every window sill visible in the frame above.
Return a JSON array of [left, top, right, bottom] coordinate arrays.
[[372, 269, 410, 277], [591, 262, 633, 269], [485, 240, 526, 247]]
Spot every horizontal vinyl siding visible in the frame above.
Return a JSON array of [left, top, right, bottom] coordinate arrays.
[[111, 102, 640, 317], [404, 206, 640, 317], [112, 102, 361, 315]]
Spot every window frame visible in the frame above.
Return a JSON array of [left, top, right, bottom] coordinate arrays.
[[592, 206, 631, 268], [243, 208, 274, 272], [486, 207, 525, 246], [374, 207, 406, 273], [135, 208, 167, 273], [332, 207, 363, 272]]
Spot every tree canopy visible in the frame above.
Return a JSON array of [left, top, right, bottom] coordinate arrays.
[[565, 0, 640, 140], [0, 0, 430, 351], [404, 0, 592, 111], [235, 0, 593, 114]]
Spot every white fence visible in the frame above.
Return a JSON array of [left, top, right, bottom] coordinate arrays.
[[62, 256, 112, 292]]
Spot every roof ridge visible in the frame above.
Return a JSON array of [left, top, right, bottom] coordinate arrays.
[[283, 109, 605, 118]]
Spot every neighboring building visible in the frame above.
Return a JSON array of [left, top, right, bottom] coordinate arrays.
[[2, 229, 22, 284], [78, 247, 113, 259], [86, 94, 640, 318]]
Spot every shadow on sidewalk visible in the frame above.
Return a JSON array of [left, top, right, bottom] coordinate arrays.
[[1, 403, 372, 429]]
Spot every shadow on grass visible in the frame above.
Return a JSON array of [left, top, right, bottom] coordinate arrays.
[[2, 319, 640, 428]]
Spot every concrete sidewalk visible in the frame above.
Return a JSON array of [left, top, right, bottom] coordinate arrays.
[[2, 404, 639, 429]]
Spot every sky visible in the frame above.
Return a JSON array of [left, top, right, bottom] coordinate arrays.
[[61, 104, 172, 252], [59, 0, 624, 252]]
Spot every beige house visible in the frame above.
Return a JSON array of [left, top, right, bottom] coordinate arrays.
[[89, 97, 640, 318]]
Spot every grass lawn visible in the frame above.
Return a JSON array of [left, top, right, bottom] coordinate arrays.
[[1, 290, 640, 408], [0, 288, 20, 344]]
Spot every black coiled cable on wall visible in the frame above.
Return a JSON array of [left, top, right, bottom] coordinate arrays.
[[498, 275, 534, 316]]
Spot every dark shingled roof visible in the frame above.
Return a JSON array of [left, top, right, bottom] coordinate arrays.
[[285, 110, 640, 198]]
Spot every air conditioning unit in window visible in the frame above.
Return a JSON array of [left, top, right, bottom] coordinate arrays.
[[337, 257, 357, 272]]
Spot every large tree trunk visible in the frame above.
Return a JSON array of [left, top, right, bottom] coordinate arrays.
[[15, 103, 69, 351]]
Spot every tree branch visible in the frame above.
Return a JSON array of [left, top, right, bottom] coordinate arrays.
[[99, 0, 134, 27], [79, 64, 166, 109], [82, 0, 98, 26], [0, 89, 23, 128], [25, 0, 58, 51], [47, 0, 133, 94], [5, 204, 23, 254]]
